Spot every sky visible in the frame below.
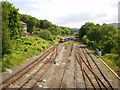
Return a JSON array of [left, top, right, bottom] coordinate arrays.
[[7, 0, 119, 28]]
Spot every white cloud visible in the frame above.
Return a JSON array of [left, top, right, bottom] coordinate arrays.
[[8, 0, 118, 28], [7, 0, 52, 3]]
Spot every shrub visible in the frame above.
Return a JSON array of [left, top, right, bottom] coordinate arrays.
[[41, 44, 47, 49], [39, 30, 53, 41], [2, 37, 55, 71], [101, 54, 119, 67], [82, 35, 90, 44]]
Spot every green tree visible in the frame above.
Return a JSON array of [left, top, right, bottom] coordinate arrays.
[[61, 27, 71, 35], [99, 24, 118, 54], [19, 14, 38, 33], [79, 22, 119, 55], [79, 22, 95, 38], [2, 1, 20, 39], [39, 30, 53, 41], [87, 24, 101, 43], [39, 20, 53, 29], [27, 17, 37, 33], [2, 1, 20, 55], [48, 25, 63, 35]]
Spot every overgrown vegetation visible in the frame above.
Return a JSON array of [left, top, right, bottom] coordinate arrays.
[[2, 37, 53, 71], [1, 1, 74, 71], [38, 30, 53, 41], [79, 22, 120, 72]]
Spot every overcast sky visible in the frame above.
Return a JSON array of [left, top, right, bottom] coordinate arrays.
[[8, 0, 119, 28]]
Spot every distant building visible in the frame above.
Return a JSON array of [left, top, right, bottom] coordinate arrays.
[[20, 21, 27, 33], [20, 21, 27, 37]]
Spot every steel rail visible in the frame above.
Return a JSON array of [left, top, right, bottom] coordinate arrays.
[[78, 52, 109, 89], [83, 69, 96, 89], [59, 42, 73, 89], [30, 44, 63, 89], [82, 44, 114, 90], [74, 53, 87, 89], [18, 44, 61, 89], [79, 44, 102, 89], [74, 53, 77, 88], [59, 59, 70, 89], [2, 44, 60, 89], [1, 44, 59, 85]]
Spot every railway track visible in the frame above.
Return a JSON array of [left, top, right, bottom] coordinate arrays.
[[1, 40, 119, 89], [32, 43, 63, 88], [59, 42, 74, 88], [81, 44, 114, 88], [59, 59, 71, 88], [1, 43, 63, 89], [74, 42, 114, 89], [46, 41, 74, 88]]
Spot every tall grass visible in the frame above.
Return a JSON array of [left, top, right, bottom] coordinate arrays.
[[1, 37, 53, 71]]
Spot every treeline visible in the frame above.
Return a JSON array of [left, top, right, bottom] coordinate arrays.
[[19, 14, 73, 36], [1, 1, 73, 71], [19, 14, 74, 40], [2, 1, 20, 55], [2, 1, 73, 56], [79, 23, 120, 68]]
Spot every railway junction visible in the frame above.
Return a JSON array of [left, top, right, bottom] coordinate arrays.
[[0, 39, 119, 89]]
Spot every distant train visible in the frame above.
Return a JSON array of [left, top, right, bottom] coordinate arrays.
[[59, 37, 74, 43]]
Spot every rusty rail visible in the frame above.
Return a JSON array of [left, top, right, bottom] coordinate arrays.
[[80, 44, 114, 89], [1, 43, 60, 89]]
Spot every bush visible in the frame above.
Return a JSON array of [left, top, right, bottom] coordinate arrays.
[[2, 37, 53, 71], [41, 44, 47, 49], [33, 31, 40, 34], [82, 35, 90, 45], [101, 54, 120, 67], [24, 41, 32, 45], [39, 30, 53, 41]]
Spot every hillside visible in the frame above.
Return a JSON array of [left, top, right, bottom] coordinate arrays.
[[109, 23, 120, 28], [70, 28, 79, 31]]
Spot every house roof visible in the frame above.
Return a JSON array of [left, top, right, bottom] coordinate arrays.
[[20, 21, 26, 25]]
